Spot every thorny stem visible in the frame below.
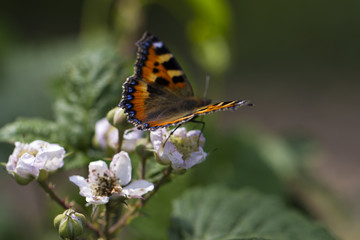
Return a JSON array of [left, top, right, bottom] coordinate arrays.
[[37, 180, 101, 238], [108, 166, 173, 234]]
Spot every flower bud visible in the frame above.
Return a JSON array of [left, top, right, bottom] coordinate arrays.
[[107, 107, 131, 129], [54, 209, 86, 240]]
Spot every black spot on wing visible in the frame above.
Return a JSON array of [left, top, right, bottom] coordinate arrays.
[[152, 68, 159, 73], [172, 75, 185, 83], [154, 45, 170, 55], [155, 77, 170, 86], [162, 58, 181, 70]]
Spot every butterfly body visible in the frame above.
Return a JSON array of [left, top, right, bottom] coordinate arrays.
[[120, 32, 251, 130]]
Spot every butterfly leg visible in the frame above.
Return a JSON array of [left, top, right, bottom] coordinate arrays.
[[189, 119, 206, 146], [163, 124, 182, 147]]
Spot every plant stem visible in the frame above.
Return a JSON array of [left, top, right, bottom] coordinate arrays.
[[140, 156, 147, 179], [116, 127, 125, 153], [104, 203, 111, 240], [37, 180, 101, 238], [142, 166, 172, 205], [108, 166, 173, 234], [38, 180, 71, 209]]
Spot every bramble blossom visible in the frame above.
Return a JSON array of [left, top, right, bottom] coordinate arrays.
[[150, 127, 207, 170], [6, 140, 66, 184], [69, 151, 154, 206]]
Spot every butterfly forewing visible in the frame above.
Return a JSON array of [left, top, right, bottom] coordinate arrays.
[[120, 32, 252, 131]]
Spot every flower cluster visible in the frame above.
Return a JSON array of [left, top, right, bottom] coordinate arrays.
[[4, 112, 208, 240]]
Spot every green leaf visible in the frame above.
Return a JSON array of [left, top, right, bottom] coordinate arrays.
[[53, 46, 129, 149], [170, 186, 336, 240], [0, 117, 58, 143]]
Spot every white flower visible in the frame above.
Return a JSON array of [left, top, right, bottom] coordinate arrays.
[[6, 140, 66, 183], [69, 151, 154, 206], [150, 127, 207, 170], [94, 118, 143, 152]]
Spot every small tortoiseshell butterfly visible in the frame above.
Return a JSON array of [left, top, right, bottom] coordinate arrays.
[[119, 32, 252, 130]]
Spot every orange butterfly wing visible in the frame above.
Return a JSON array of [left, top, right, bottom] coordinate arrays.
[[120, 32, 252, 130]]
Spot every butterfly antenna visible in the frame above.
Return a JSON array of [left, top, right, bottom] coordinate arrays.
[[203, 72, 210, 99]]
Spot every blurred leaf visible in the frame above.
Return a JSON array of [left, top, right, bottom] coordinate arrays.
[[170, 186, 336, 240], [186, 0, 231, 73], [0, 118, 58, 143], [53, 46, 128, 150]]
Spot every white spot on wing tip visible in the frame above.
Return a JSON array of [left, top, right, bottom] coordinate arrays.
[[153, 41, 163, 48]]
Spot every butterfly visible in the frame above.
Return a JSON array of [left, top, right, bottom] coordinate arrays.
[[119, 32, 252, 131]]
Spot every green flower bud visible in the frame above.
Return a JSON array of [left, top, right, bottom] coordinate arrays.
[[107, 107, 131, 129], [54, 209, 86, 240]]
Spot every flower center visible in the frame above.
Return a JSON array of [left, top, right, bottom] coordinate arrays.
[[170, 135, 198, 160], [94, 173, 121, 197], [17, 148, 38, 159]]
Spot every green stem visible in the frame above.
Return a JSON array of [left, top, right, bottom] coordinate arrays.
[[38, 180, 71, 209], [37, 180, 101, 238], [116, 127, 125, 153], [104, 203, 111, 240], [140, 156, 147, 179], [108, 166, 173, 234]]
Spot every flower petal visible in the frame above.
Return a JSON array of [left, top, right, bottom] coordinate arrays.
[[110, 151, 131, 185], [85, 195, 109, 205], [121, 128, 143, 152], [69, 175, 88, 188], [184, 149, 207, 169], [122, 180, 154, 197], [88, 160, 109, 183], [35, 144, 65, 172], [150, 128, 167, 152], [15, 153, 39, 178], [95, 118, 112, 149]]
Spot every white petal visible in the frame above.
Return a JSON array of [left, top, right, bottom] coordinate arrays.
[[36, 145, 65, 171], [107, 127, 119, 149], [184, 149, 207, 169], [173, 127, 186, 138], [70, 175, 95, 200], [29, 140, 48, 151], [122, 180, 154, 197], [69, 175, 88, 188], [162, 142, 183, 169], [86, 195, 109, 205], [88, 160, 109, 183], [187, 130, 205, 146], [15, 153, 39, 178], [150, 128, 167, 151], [111, 151, 131, 185], [121, 128, 143, 152], [95, 118, 111, 149]]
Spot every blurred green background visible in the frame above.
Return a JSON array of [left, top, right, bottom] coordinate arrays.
[[0, 0, 359, 239]]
